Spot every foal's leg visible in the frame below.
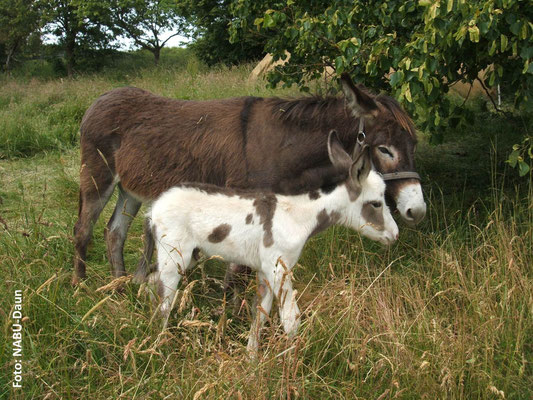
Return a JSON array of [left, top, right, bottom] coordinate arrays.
[[224, 263, 252, 315], [247, 271, 274, 354], [276, 271, 300, 337], [133, 217, 155, 284], [104, 184, 141, 278], [247, 261, 300, 353], [73, 168, 116, 285], [151, 242, 194, 327]]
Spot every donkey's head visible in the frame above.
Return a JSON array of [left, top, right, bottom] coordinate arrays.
[[327, 131, 398, 245], [340, 74, 426, 226]]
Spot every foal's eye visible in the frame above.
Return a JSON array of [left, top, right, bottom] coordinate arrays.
[[371, 201, 382, 208], [378, 147, 393, 157]]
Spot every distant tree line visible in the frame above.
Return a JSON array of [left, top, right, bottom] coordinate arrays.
[[0, 0, 268, 77]]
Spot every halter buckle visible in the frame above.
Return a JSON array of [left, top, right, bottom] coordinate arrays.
[[357, 118, 366, 145]]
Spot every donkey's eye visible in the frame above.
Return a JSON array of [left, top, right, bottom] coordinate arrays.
[[378, 147, 393, 157], [371, 201, 382, 208]]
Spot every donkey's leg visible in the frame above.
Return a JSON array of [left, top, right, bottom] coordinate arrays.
[[247, 271, 274, 354], [104, 185, 142, 278], [73, 171, 116, 285], [133, 217, 155, 284], [224, 263, 253, 315]]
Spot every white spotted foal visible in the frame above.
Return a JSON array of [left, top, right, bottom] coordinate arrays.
[[147, 130, 399, 353]]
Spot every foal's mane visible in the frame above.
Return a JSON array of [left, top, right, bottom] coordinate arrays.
[[267, 91, 417, 140]]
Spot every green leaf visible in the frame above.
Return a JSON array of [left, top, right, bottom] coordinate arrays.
[[507, 150, 519, 168], [501, 34, 508, 52], [468, 24, 480, 43], [447, 0, 453, 13], [489, 40, 497, 56], [518, 160, 530, 176], [335, 56, 345, 74], [520, 46, 533, 61], [390, 70, 404, 87], [405, 84, 413, 102], [263, 13, 275, 28]]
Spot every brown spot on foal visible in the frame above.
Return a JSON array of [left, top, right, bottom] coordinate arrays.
[[309, 209, 341, 237], [361, 202, 385, 231], [308, 190, 321, 200], [253, 195, 277, 247], [208, 224, 232, 243], [245, 213, 253, 224]]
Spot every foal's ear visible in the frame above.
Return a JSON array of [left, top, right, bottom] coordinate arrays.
[[340, 73, 379, 118], [327, 130, 352, 171], [350, 145, 372, 187]]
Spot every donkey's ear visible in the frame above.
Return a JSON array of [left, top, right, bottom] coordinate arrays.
[[350, 145, 372, 187], [340, 73, 379, 118], [327, 130, 352, 171]]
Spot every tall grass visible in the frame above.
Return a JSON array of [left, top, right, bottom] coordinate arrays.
[[0, 68, 531, 399]]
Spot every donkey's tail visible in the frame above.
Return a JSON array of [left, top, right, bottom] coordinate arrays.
[[133, 217, 156, 284], [77, 190, 83, 217]]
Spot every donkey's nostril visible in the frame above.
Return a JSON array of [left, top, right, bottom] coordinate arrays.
[[408, 204, 427, 224]]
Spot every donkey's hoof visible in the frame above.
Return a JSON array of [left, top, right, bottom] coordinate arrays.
[[132, 271, 147, 285], [71, 272, 85, 286]]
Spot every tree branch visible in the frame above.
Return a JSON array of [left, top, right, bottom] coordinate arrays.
[[160, 31, 182, 47], [475, 76, 503, 113]]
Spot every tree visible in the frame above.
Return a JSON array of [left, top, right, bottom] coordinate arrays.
[[81, 0, 186, 65], [42, 0, 113, 77], [0, 0, 40, 73], [182, 0, 265, 66], [231, 0, 533, 173]]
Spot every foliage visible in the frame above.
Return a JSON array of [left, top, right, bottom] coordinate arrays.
[[231, 0, 533, 174], [41, 0, 115, 77], [508, 136, 532, 176], [182, 0, 265, 66], [0, 0, 41, 72]]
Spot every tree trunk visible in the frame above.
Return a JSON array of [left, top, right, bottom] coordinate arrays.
[[152, 46, 161, 65], [4, 42, 19, 74], [65, 33, 76, 77]]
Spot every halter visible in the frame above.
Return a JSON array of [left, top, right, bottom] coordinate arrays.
[[353, 117, 421, 182]]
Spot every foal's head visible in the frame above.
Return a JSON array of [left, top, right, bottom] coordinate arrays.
[[340, 74, 426, 226], [327, 131, 399, 245]]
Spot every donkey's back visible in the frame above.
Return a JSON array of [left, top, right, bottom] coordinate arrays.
[[80, 87, 254, 197]]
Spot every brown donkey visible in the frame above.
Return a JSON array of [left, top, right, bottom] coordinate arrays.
[[73, 73, 426, 285]]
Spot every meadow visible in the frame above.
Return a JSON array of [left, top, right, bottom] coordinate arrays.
[[0, 63, 531, 399]]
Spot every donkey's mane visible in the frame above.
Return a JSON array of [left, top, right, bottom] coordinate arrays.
[[375, 94, 417, 140], [267, 92, 417, 140], [268, 96, 345, 127]]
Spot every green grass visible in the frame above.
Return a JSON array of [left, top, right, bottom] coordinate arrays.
[[0, 68, 532, 399]]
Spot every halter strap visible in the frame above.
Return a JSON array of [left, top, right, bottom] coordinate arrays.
[[352, 117, 366, 159], [380, 171, 421, 181]]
